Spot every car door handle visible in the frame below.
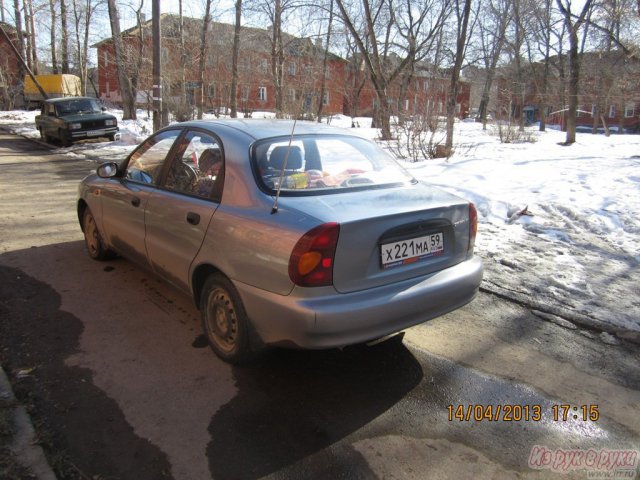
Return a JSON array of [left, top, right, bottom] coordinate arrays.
[[131, 196, 141, 207], [186, 212, 200, 225]]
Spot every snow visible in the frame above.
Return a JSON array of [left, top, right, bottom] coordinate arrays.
[[1, 109, 639, 341]]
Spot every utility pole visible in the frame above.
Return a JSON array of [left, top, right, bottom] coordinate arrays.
[[152, 0, 162, 131]]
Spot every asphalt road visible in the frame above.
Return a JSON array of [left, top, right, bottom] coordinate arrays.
[[0, 131, 638, 480]]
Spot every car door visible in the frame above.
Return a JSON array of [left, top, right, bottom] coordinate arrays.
[[144, 129, 224, 293], [100, 128, 182, 267]]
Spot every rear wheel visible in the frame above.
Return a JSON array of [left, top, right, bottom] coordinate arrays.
[[83, 208, 111, 260], [200, 274, 253, 364]]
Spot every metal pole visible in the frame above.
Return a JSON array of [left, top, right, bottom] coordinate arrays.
[[152, 0, 162, 131]]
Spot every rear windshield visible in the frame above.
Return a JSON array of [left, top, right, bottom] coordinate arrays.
[[253, 135, 415, 195]]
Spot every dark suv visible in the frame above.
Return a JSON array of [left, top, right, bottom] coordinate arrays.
[[36, 97, 119, 147]]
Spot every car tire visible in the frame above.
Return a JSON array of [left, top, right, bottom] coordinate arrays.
[[39, 128, 51, 144], [200, 274, 254, 364], [107, 134, 115, 142], [82, 208, 111, 260], [59, 130, 71, 147]]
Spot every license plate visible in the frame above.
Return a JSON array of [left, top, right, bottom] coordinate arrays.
[[381, 232, 444, 269], [88, 129, 106, 136]]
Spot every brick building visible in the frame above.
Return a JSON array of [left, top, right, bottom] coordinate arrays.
[[0, 22, 23, 109], [93, 14, 348, 117], [93, 14, 470, 121], [493, 51, 640, 133]]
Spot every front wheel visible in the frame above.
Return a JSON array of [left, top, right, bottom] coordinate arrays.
[[59, 130, 71, 147], [83, 208, 111, 260], [200, 274, 254, 364]]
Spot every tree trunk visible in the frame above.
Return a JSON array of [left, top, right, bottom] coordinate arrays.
[[49, 0, 58, 73], [230, 0, 242, 118], [107, 0, 136, 119], [197, 0, 213, 119], [556, 0, 593, 145], [60, 0, 69, 73], [12, 0, 25, 62], [271, 0, 284, 117], [316, 0, 334, 122], [445, 0, 473, 154], [23, 0, 33, 72]]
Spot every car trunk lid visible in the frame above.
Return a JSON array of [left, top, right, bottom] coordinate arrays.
[[278, 182, 473, 294]]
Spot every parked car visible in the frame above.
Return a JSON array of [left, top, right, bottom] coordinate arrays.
[[77, 119, 483, 363], [36, 97, 119, 147]]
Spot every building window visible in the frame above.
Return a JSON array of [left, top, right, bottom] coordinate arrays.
[[208, 83, 216, 98], [625, 103, 635, 118], [105, 81, 110, 97], [591, 104, 597, 117], [288, 62, 297, 76], [103, 51, 109, 67], [259, 59, 268, 73], [323, 91, 329, 106], [241, 86, 249, 101], [258, 86, 267, 102], [609, 104, 616, 118], [162, 49, 169, 65], [288, 88, 296, 103], [577, 105, 583, 117], [423, 80, 429, 92], [240, 57, 250, 71]]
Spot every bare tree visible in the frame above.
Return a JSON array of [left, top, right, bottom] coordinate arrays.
[[71, 0, 100, 94], [316, 0, 333, 121], [476, 0, 512, 129], [335, 0, 449, 139], [23, 0, 37, 73], [525, 0, 557, 132], [556, 0, 594, 144], [60, 0, 70, 73], [444, 0, 473, 153], [49, 0, 59, 73], [106, 0, 136, 119], [197, 0, 213, 119]]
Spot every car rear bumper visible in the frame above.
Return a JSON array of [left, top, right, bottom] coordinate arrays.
[[235, 256, 483, 349]]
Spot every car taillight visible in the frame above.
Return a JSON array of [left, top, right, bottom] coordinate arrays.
[[469, 203, 478, 252], [289, 222, 340, 287]]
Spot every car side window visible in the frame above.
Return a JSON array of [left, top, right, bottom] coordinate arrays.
[[165, 131, 224, 201], [125, 130, 181, 184]]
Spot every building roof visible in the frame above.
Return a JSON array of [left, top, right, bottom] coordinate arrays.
[[92, 13, 344, 62]]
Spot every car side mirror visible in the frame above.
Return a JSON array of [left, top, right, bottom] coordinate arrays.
[[97, 162, 119, 178], [101, 106, 107, 112]]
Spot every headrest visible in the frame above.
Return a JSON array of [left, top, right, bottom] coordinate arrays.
[[199, 148, 222, 172], [269, 146, 303, 171]]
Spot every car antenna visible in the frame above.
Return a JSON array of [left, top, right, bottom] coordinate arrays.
[[271, 117, 299, 215]]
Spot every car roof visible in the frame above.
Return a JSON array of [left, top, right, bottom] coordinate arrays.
[[44, 96, 98, 104], [173, 119, 360, 141]]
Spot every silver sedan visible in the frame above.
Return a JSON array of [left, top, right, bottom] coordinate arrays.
[[78, 119, 483, 363]]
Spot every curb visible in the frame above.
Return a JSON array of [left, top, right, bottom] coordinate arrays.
[[0, 366, 57, 480]]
